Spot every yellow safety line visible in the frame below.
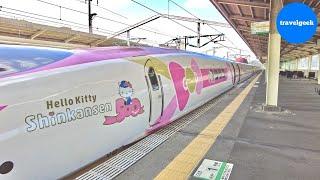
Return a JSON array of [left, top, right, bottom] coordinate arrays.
[[155, 74, 261, 180]]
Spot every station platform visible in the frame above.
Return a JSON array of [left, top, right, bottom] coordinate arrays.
[[71, 74, 320, 180]]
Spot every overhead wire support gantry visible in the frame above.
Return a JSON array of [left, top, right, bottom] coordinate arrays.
[[162, 34, 225, 50]]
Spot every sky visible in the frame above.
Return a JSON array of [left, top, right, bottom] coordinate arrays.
[[0, 0, 258, 62]]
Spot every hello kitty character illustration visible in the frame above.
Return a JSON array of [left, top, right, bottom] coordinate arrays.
[[104, 80, 144, 125], [119, 80, 134, 105]]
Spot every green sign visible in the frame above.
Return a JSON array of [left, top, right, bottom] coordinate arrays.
[[251, 21, 270, 35], [193, 159, 233, 180]]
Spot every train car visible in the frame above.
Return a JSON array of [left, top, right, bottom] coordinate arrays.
[[0, 44, 258, 179]]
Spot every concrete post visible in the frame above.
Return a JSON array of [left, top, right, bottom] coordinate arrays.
[[265, 62, 268, 84], [265, 0, 282, 107], [307, 56, 312, 78], [126, 31, 130, 47]]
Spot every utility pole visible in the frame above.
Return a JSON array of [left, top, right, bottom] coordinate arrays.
[[87, 0, 97, 34]]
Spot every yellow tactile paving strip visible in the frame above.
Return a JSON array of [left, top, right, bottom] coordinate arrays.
[[155, 74, 261, 180]]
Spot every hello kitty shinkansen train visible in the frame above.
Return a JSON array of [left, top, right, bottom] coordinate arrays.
[[0, 44, 259, 179]]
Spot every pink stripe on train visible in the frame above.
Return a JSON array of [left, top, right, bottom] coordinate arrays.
[[2, 47, 182, 79], [0, 104, 7, 111]]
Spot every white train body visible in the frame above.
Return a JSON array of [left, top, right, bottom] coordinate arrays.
[[0, 45, 257, 179]]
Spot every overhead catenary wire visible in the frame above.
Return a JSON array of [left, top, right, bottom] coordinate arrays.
[[168, 0, 198, 20], [34, 0, 128, 26], [0, 0, 249, 52], [130, 0, 201, 36], [0, 7, 145, 41], [216, 42, 240, 53], [0, 6, 117, 35], [132, 0, 235, 49], [33, 0, 174, 38], [72, 0, 128, 19], [0, 10, 130, 39], [168, 0, 240, 50], [74, 0, 160, 33], [167, 0, 243, 55]]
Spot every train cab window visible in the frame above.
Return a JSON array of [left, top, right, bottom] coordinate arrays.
[[148, 67, 159, 91]]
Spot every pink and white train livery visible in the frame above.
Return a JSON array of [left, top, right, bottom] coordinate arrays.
[[0, 45, 258, 179]]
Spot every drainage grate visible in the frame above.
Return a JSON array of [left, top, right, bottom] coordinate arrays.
[[76, 80, 250, 180]]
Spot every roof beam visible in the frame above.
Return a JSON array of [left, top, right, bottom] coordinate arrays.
[[249, 0, 255, 19], [308, 0, 314, 6], [315, 0, 320, 8], [246, 37, 268, 42], [216, 0, 269, 9], [244, 36, 269, 41], [250, 7, 255, 19], [91, 38, 107, 46], [280, 43, 289, 53], [292, 49, 318, 54], [30, 29, 46, 39], [230, 15, 266, 22], [281, 45, 300, 55], [250, 45, 267, 49], [0, 35, 87, 49], [64, 34, 79, 43], [297, 47, 318, 52], [248, 43, 268, 47], [290, 50, 312, 55], [238, 26, 250, 32], [209, 0, 257, 58], [236, 5, 243, 16], [264, 0, 268, 20]]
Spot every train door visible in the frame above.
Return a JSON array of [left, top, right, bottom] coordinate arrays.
[[230, 63, 236, 86], [144, 59, 164, 126]]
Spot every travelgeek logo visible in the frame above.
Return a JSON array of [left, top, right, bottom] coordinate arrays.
[[279, 20, 315, 27], [276, 2, 317, 44]]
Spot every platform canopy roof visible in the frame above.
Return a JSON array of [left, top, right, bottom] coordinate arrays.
[[210, 0, 320, 63], [0, 17, 141, 49]]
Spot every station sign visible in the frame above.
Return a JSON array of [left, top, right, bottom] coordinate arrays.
[[193, 159, 233, 180], [251, 21, 270, 35]]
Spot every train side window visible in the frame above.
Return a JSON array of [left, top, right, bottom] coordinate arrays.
[[218, 69, 222, 79], [209, 70, 215, 82], [221, 69, 225, 78], [148, 67, 159, 91], [214, 69, 219, 80]]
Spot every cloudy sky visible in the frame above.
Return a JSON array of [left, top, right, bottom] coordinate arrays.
[[0, 0, 257, 62]]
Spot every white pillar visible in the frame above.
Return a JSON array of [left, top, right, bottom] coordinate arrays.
[[307, 56, 312, 78], [265, 62, 268, 83], [126, 31, 130, 47], [266, 0, 282, 107]]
